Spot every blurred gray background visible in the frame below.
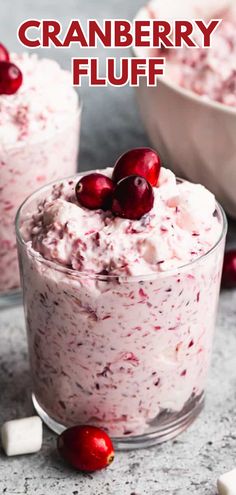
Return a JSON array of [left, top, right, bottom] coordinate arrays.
[[1, 0, 150, 171]]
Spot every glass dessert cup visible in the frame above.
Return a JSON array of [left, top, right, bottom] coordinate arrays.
[[16, 176, 227, 450], [0, 105, 81, 308]]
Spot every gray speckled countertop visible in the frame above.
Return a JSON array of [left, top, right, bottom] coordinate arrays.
[[1, 0, 236, 493]]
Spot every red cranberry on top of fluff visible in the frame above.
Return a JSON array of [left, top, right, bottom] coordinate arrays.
[[112, 175, 154, 220], [0, 43, 23, 95], [75, 173, 115, 211], [112, 147, 161, 186], [75, 148, 161, 220], [0, 43, 10, 62]]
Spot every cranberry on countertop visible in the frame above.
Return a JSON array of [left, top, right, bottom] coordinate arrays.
[[112, 147, 161, 186], [112, 175, 154, 220], [57, 425, 115, 472], [0, 61, 23, 95], [0, 43, 10, 62], [222, 250, 236, 288], [75, 173, 115, 211]]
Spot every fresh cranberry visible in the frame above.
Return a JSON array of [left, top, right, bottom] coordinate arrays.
[[0, 62, 23, 95], [75, 173, 115, 210], [0, 43, 10, 62], [112, 175, 154, 220], [112, 147, 161, 186], [221, 250, 236, 288], [57, 425, 115, 472]]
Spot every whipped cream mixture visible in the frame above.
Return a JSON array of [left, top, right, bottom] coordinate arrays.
[[24, 168, 221, 276], [0, 53, 78, 147], [0, 52, 79, 293], [19, 168, 225, 437], [165, 18, 236, 106]]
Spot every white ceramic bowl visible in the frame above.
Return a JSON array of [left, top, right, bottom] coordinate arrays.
[[133, 1, 236, 217]]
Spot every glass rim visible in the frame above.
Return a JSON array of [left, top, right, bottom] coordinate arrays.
[[15, 171, 228, 282], [1, 93, 82, 153]]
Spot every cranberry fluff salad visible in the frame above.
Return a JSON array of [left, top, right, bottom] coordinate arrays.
[[0, 44, 80, 297], [17, 148, 226, 447], [148, 4, 236, 107]]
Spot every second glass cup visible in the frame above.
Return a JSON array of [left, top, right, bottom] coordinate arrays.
[[16, 175, 227, 449], [0, 105, 81, 307]]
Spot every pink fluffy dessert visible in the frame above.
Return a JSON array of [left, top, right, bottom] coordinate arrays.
[[18, 167, 226, 438], [165, 18, 236, 106], [0, 52, 80, 294]]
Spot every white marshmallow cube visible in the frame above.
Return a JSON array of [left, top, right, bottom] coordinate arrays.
[[1, 416, 42, 456], [217, 468, 236, 495]]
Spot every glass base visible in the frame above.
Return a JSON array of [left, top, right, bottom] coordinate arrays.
[[0, 288, 22, 309], [32, 392, 205, 450]]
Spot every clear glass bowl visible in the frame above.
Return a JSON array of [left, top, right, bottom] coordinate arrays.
[[16, 175, 227, 449], [0, 103, 81, 308]]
